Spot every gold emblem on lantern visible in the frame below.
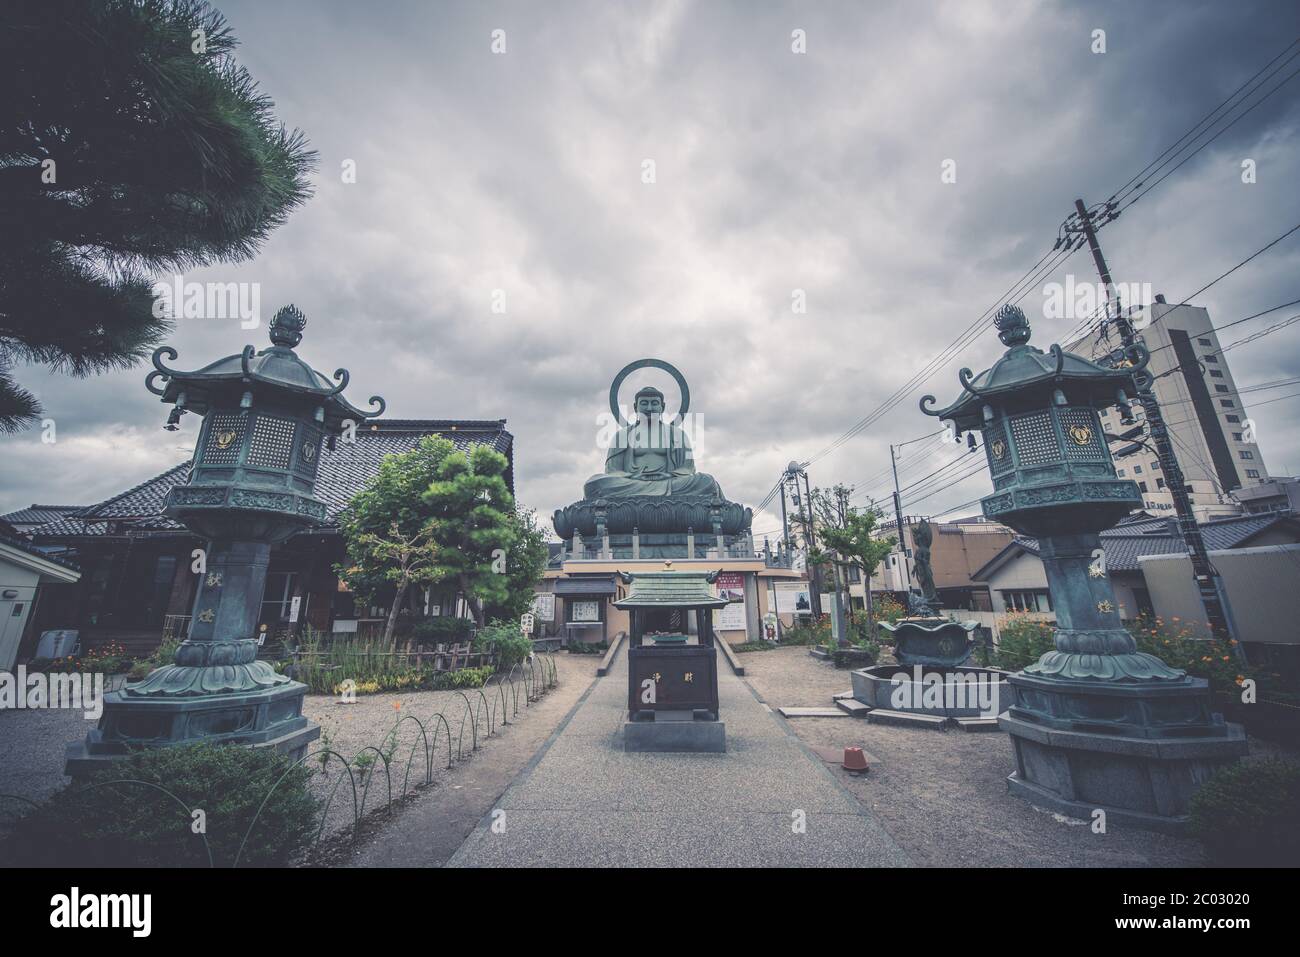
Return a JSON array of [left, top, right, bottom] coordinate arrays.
[[1068, 424, 1093, 446], [302, 441, 316, 462], [1097, 600, 1114, 614], [214, 429, 237, 449], [990, 439, 1007, 460]]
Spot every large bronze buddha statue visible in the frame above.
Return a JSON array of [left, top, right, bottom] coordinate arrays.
[[553, 359, 751, 552], [583, 385, 724, 501]]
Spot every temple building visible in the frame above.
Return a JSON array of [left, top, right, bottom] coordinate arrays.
[[537, 359, 806, 645], [8, 419, 513, 661]]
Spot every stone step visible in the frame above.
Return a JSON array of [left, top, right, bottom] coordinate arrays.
[[777, 707, 847, 718], [866, 709, 949, 730], [953, 716, 1003, 733], [835, 697, 872, 717], [832, 690, 855, 700]]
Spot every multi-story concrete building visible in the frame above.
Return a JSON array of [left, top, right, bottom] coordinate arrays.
[[1068, 297, 1270, 523]]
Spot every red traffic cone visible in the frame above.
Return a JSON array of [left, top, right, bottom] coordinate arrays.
[[841, 746, 869, 772]]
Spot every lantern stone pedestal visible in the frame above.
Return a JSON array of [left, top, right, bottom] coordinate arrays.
[[921, 304, 1245, 831], [66, 305, 384, 778]]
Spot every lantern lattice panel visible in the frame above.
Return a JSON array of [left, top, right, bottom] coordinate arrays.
[[1010, 412, 1059, 467], [1059, 407, 1106, 461], [247, 415, 297, 470], [294, 427, 324, 479], [983, 420, 1013, 476], [202, 413, 246, 465]]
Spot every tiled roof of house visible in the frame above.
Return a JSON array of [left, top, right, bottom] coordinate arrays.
[[975, 512, 1300, 578], [0, 529, 82, 572], [26, 419, 512, 541], [0, 504, 86, 526]]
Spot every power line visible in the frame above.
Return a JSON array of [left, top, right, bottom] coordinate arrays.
[[803, 241, 1082, 468], [1118, 61, 1300, 214], [1106, 38, 1300, 206]]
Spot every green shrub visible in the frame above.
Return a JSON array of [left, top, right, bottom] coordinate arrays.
[[993, 614, 1056, 670], [781, 617, 831, 647], [734, 640, 776, 653], [128, 636, 182, 681], [4, 743, 319, 867], [566, 640, 608, 655], [439, 665, 493, 689], [1128, 615, 1248, 688], [1189, 759, 1300, 866], [411, 616, 473, 645], [474, 621, 533, 670]]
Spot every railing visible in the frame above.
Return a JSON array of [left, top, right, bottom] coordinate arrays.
[[289, 641, 498, 673], [161, 615, 191, 641]]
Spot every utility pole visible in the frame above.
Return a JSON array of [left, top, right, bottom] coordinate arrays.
[[779, 478, 791, 555], [787, 463, 823, 618], [1067, 197, 1236, 645], [889, 443, 913, 593]]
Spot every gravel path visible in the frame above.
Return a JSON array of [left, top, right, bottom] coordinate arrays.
[[737, 645, 1296, 868]]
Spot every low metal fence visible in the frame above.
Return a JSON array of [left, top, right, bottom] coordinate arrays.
[[0, 654, 560, 867]]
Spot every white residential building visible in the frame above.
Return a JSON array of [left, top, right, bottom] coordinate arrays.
[[1068, 297, 1270, 523]]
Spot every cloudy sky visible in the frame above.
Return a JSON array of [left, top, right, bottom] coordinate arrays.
[[5, 0, 1300, 542]]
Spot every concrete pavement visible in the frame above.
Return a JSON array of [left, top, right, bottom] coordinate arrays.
[[448, 647, 912, 867]]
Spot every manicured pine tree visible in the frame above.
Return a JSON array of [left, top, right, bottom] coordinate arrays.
[[0, 0, 316, 430]]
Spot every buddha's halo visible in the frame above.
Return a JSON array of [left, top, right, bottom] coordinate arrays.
[[608, 357, 691, 425]]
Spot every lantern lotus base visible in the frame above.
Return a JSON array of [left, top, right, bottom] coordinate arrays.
[[64, 677, 319, 780], [1025, 649, 1186, 682], [999, 671, 1247, 832]]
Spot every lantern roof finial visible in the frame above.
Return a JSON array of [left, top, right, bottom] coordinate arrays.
[[269, 304, 307, 348], [995, 303, 1031, 347]]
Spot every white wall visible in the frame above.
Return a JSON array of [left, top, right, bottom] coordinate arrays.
[[1139, 544, 1300, 644], [0, 562, 41, 672]]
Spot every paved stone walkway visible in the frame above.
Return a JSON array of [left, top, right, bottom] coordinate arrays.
[[449, 646, 912, 867]]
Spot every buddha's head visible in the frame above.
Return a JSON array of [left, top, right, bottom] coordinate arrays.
[[634, 386, 665, 419]]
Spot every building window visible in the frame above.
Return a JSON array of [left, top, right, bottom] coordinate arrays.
[[260, 572, 298, 625], [1226, 414, 1241, 423], [1134, 464, 1143, 474], [1117, 468, 1126, 477], [1156, 477, 1166, 489], [1138, 481, 1148, 492], [1232, 432, 1241, 441], [1001, 589, 1053, 613], [1239, 450, 1254, 460], [1204, 354, 1218, 363], [1198, 337, 1212, 346], [1215, 384, 1230, 393], [1150, 460, 1160, 469], [1220, 399, 1234, 408], [1246, 469, 1260, 478], [1209, 370, 1224, 378]]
